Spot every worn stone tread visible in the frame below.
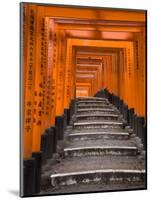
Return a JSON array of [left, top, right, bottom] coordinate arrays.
[[65, 138, 138, 148], [76, 113, 119, 118], [42, 155, 145, 175], [77, 108, 116, 112], [74, 120, 123, 126], [71, 128, 131, 134], [40, 182, 146, 194]]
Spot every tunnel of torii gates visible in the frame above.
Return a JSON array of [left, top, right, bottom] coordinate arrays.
[[22, 4, 146, 164]]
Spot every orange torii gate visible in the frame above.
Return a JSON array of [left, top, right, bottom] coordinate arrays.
[[64, 39, 137, 111]]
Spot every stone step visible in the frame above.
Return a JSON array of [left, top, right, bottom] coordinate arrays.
[[77, 97, 108, 102], [49, 156, 145, 187], [77, 104, 113, 109], [51, 169, 145, 187], [77, 100, 110, 105], [77, 107, 117, 112], [41, 181, 146, 194], [64, 146, 138, 157], [76, 107, 117, 114], [67, 131, 130, 141], [73, 120, 124, 130], [64, 138, 139, 157], [75, 113, 119, 121], [71, 128, 133, 134]]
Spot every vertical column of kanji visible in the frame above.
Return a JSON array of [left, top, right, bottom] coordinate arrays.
[[71, 48, 76, 99], [61, 31, 67, 109], [110, 55, 113, 93], [142, 27, 146, 117], [112, 54, 116, 94], [115, 53, 119, 96], [23, 4, 36, 160], [139, 28, 146, 117], [107, 56, 112, 93], [123, 48, 128, 104], [69, 46, 74, 100], [103, 56, 107, 90], [32, 6, 45, 153], [109, 55, 113, 93], [40, 16, 50, 131], [105, 55, 111, 92], [127, 46, 131, 107], [137, 29, 146, 117], [55, 30, 65, 116], [50, 20, 59, 126], [117, 52, 120, 97], [44, 17, 51, 128], [126, 46, 130, 107], [106, 55, 110, 91], [133, 40, 137, 112], [125, 44, 134, 109], [109, 55, 113, 92], [119, 49, 125, 100], [133, 38, 137, 113], [136, 33, 142, 115], [105, 55, 109, 91], [64, 39, 72, 109], [129, 43, 135, 109], [47, 19, 54, 126], [41, 17, 46, 131], [101, 58, 104, 90]]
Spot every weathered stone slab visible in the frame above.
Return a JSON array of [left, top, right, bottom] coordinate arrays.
[[51, 169, 145, 187], [64, 146, 138, 157]]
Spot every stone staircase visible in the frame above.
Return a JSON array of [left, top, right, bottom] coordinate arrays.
[[40, 97, 146, 194]]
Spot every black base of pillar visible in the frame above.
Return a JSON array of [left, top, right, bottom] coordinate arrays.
[[142, 125, 147, 151], [128, 108, 134, 126], [23, 158, 36, 196], [40, 133, 48, 164], [132, 114, 137, 135], [45, 128, 54, 158], [32, 152, 42, 194], [55, 115, 64, 140], [64, 109, 68, 130], [137, 116, 145, 142], [119, 99, 123, 114], [123, 104, 128, 122], [66, 108, 70, 125], [51, 126, 57, 153], [70, 99, 76, 117]]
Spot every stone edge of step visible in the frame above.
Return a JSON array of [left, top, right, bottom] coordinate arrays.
[[50, 169, 146, 187], [64, 146, 138, 151], [51, 169, 146, 178], [68, 132, 130, 136], [73, 121, 123, 126]]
